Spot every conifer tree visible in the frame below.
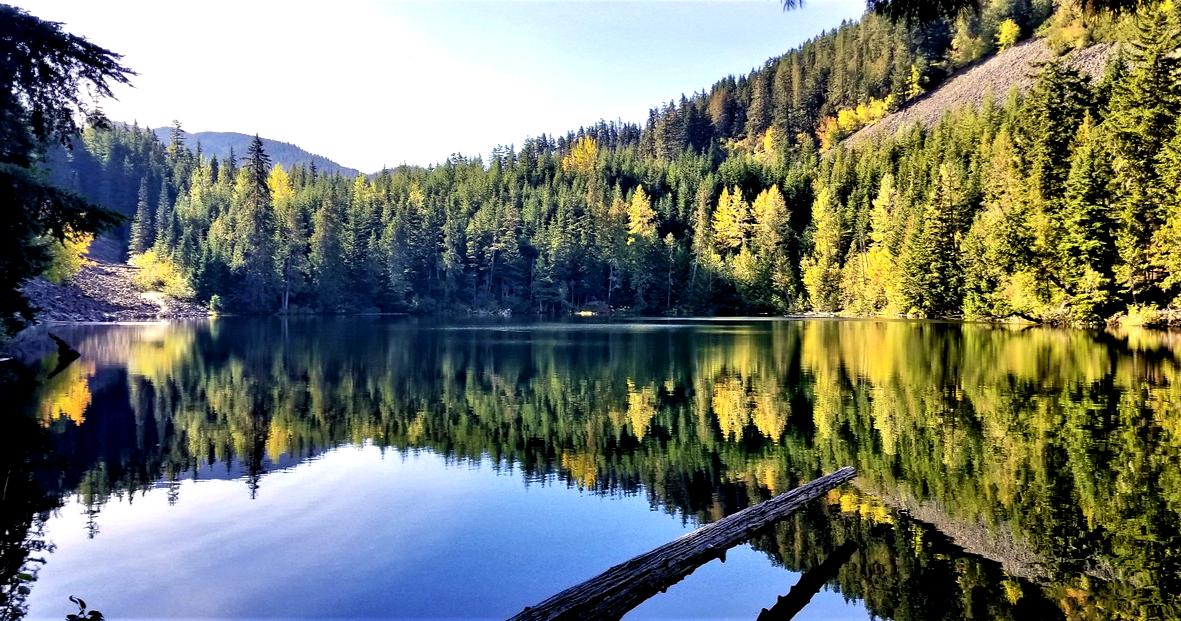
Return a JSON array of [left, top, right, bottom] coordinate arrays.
[[803, 187, 844, 312], [913, 164, 964, 316], [129, 177, 154, 254], [1154, 118, 1181, 295], [269, 164, 303, 312], [751, 185, 793, 308], [155, 182, 175, 251], [1061, 114, 1118, 321], [231, 135, 276, 311], [745, 71, 772, 140], [1108, 4, 1181, 301], [311, 195, 347, 310], [712, 186, 751, 254]]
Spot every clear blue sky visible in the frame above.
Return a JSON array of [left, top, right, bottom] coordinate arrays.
[[14, 0, 867, 171]]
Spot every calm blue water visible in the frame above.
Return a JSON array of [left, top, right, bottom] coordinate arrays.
[[7, 317, 1180, 619]]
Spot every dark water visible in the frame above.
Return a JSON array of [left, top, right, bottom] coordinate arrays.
[[3, 318, 1180, 620]]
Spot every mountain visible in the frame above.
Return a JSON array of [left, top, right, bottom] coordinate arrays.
[[151, 128, 361, 177]]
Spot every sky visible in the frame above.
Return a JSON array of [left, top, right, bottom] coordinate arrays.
[[12, 0, 867, 172]]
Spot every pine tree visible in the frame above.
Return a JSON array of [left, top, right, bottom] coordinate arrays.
[[155, 181, 175, 251], [1061, 114, 1118, 322], [712, 186, 750, 254], [167, 120, 185, 162], [1020, 61, 1092, 207], [913, 164, 964, 317], [1108, 5, 1181, 301], [745, 71, 772, 140], [802, 187, 844, 312], [231, 135, 276, 311], [311, 195, 347, 310], [1154, 118, 1181, 295], [129, 177, 154, 254]]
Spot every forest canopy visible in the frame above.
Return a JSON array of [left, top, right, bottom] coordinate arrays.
[[15, 0, 1181, 326]]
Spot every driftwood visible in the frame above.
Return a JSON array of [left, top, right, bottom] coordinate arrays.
[[510, 466, 856, 621], [47, 332, 80, 379]]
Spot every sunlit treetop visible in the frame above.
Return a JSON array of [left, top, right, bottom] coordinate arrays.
[[783, 0, 1158, 22]]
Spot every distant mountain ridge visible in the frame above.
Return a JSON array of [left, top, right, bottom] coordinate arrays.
[[151, 128, 361, 177]]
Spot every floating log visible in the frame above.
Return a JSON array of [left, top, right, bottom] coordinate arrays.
[[510, 466, 856, 621]]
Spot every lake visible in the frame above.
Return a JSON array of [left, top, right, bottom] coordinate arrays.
[[4, 318, 1180, 620]]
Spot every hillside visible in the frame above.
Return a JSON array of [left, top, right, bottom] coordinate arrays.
[[845, 38, 1117, 146], [151, 128, 361, 177]]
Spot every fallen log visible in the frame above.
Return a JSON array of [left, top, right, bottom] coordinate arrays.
[[510, 466, 856, 621]]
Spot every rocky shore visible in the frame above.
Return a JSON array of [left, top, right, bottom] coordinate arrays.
[[19, 261, 209, 323]]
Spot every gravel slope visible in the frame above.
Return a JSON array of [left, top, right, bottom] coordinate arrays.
[[20, 261, 209, 322], [845, 39, 1117, 147]]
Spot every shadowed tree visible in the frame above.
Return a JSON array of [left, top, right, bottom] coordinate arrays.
[[0, 4, 130, 334]]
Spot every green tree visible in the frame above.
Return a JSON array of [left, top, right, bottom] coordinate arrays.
[[911, 164, 964, 317], [310, 194, 347, 310], [0, 4, 129, 333], [155, 182, 175, 252], [1061, 115, 1118, 322], [230, 136, 276, 311], [1107, 3, 1181, 302], [129, 177, 154, 255]]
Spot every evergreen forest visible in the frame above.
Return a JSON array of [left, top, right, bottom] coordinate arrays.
[[26, 0, 1181, 324]]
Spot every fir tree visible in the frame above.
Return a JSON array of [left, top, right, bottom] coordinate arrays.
[[129, 177, 154, 254], [155, 182, 175, 251], [1061, 114, 1118, 321], [1108, 4, 1181, 301], [231, 135, 276, 311]]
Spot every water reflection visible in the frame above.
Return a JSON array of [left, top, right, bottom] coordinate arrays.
[[4, 318, 1180, 619]]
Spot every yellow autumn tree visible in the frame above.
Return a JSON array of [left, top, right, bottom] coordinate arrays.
[[712, 186, 750, 253], [802, 187, 844, 311], [39, 360, 95, 427], [627, 186, 657, 244], [561, 136, 599, 175], [42, 231, 94, 283], [996, 19, 1021, 50]]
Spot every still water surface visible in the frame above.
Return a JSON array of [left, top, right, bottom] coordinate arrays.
[[5, 318, 1180, 619]]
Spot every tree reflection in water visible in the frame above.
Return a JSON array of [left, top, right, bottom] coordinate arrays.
[[4, 317, 1180, 620]]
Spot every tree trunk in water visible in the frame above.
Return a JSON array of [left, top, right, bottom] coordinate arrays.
[[510, 467, 856, 621]]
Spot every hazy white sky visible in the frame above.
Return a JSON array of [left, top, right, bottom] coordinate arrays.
[[13, 0, 866, 172]]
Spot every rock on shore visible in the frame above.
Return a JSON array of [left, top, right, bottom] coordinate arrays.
[[19, 261, 209, 323]]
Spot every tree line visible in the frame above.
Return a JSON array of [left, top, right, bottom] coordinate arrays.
[[37, 0, 1181, 324]]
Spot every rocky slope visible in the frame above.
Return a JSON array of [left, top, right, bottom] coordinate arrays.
[[20, 261, 209, 323], [845, 39, 1117, 146]]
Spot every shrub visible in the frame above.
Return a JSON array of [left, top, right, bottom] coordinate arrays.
[[1124, 304, 1163, 327], [996, 19, 1021, 50], [42, 232, 93, 284], [129, 249, 194, 299]]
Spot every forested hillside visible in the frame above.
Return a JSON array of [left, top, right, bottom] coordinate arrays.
[[42, 0, 1181, 324]]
